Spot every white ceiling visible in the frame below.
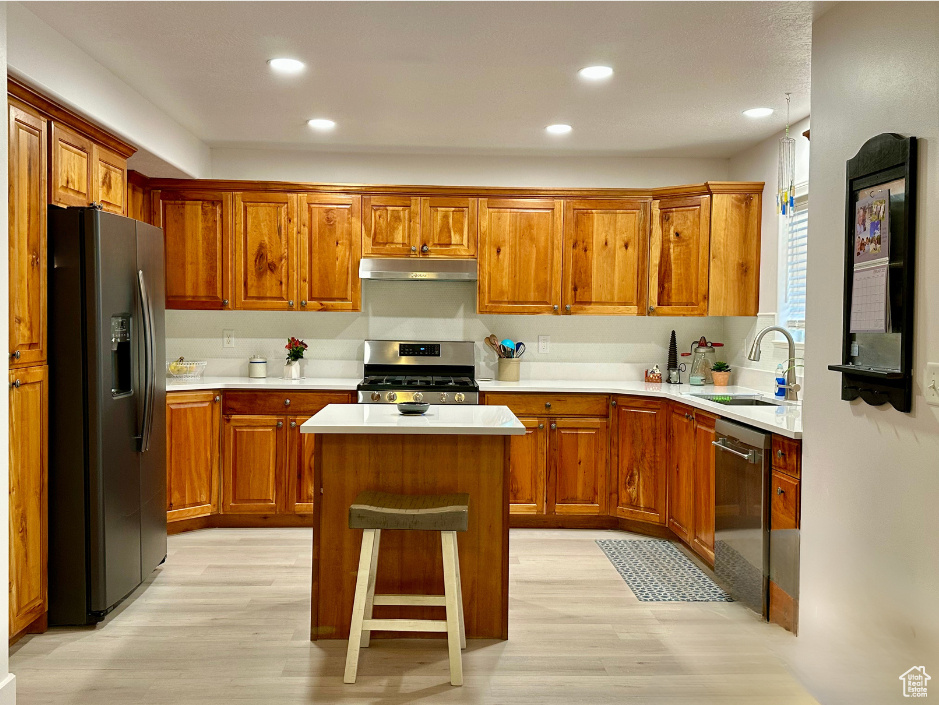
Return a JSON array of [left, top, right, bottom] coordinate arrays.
[[23, 1, 814, 159]]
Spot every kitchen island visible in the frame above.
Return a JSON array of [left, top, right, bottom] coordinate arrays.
[[301, 404, 525, 640]]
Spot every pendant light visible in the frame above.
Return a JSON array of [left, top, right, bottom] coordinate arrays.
[[778, 93, 795, 217]]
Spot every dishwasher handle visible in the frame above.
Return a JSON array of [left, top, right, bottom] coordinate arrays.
[[712, 438, 761, 463]]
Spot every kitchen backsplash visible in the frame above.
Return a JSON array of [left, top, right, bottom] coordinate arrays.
[[166, 280, 795, 390]]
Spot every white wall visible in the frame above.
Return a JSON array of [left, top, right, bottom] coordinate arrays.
[[210, 147, 728, 188], [791, 4, 939, 704], [6, 3, 209, 179]]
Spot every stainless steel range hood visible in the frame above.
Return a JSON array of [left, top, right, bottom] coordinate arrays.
[[359, 258, 477, 281]]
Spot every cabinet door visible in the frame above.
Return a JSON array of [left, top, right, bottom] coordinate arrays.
[[708, 190, 762, 316], [692, 411, 718, 564], [298, 193, 361, 311], [221, 415, 286, 514], [549, 417, 608, 515], [286, 416, 316, 514], [508, 417, 547, 515], [166, 391, 220, 522], [478, 198, 563, 314], [9, 365, 48, 636], [420, 197, 477, 257], [612, 397, 667, 524], [666, 403, 695, 542], [362, 195, 420, 257], [50, 122, 94, 208], [649, 196, 711, 316], [154, 190, 232, 309], [9, 102, 48, 369], [562, 199, 649, 315], [233, 192, 298, 310], [93, 144, 127, 215]]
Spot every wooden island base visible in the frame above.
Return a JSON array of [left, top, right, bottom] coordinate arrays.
[[311, 433, 509, 640]]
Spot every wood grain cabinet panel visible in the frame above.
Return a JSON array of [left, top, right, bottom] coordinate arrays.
[[154, 190, 232, 309], [50, 122, 94, 208], [93, 144, 127, 215], [649, 195, 711, 316], [9, 101, 48, 368], [562, 199, 649, 315], [166, 391, 220, 522], [611, 397, 667, 524], [708, 191, 762, 316], [362, 195, 420, 257], [666, 403, 695, 542], [298, 193, 361, 311], [483, 393, 609, 418], [233, 192, 298, 310], [287, 416, 316, 514], [9, 365, 48, 637], [420, 196, 477, 257], [478, 198, 563, 314], [549, 418, 608, 515], [691, 411, 717, 564], [508, 417, 547, 515], [772, 435, 802, 478], [771, 471, 800, 530], [221, 415, 286, 514]]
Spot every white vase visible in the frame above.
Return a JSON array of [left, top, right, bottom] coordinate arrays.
[[284, 360, 302, 379]]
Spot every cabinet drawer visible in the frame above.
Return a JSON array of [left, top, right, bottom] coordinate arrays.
[[223, 391, 352, 416], [485, 393, 609, 417], [771, 471, 800, 530], [772, 436, 802, 478]]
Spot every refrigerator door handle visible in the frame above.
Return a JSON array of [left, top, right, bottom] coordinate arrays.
[[137, 269, 156, 452]]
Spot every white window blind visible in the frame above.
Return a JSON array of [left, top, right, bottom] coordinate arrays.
[[781, 195, 808, 343]]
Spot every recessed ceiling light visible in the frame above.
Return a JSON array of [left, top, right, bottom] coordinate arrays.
[[743, 107, 774, 118], [268, 58, 305, 74], [307, 118, 336, 131], [578, 65, 613, 80], [546, 124, 572, 135]]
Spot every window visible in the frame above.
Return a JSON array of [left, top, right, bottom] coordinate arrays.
[[778, 188, 808, 343]]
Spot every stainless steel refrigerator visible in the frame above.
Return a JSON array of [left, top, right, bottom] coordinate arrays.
[[47, 206, 167, 625]]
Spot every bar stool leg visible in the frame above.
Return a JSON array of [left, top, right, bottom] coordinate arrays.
[[440, 531, 464, 686], [361, 529, 381, 648], [453, 535, 466, 650], [344, 529, 376, 684]]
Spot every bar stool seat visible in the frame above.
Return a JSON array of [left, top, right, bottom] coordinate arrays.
[[344, 490, 469, 686]]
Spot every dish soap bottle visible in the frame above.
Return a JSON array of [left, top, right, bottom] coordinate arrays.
[[775, 364, 787, 398]]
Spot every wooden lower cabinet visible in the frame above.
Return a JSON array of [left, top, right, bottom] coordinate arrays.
[[221, 415, 286, 514], [691, 411, 717, 563], [550, 417, 608, 515], [286, 416, 316, 514], [611, 397, 667, 524], [166, 391, 220, 522], [508, 417, 547, 514], [666, 403, 696, 542], [9, 365, 48, 637]]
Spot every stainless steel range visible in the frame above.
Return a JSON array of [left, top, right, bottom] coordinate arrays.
[[357, 340, 479, 405]]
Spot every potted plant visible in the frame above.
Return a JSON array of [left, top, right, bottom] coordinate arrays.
[[711, 361, 731, 387], [284, 337, 308, 379]]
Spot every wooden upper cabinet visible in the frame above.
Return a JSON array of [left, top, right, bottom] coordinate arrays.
[[298, 193, 361, 311], [562, 199, 649, 315], [221, 415, 286, 514], [93, 144, 127, 215], [612, 397, 667, 525], [233, 192, 298, 310], [420, 197, 477, 257], [666, 403, 695, 542], [362, 195, 420, 257], [478, 198, 563, 314], [708, 188, 762, 316], [9, 365, 48, 636], [691, 410, 717, 564], [549, 417, 608, 515], [9, 101, 48, 368], [508, 417, 547, 515], [649, 195, 711, 316], [50, 121, 94, 208], [155, 190, 232, 309], [166, 391, 220, 522]]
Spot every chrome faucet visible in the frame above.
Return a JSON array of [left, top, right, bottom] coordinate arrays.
[[748, 326, 801, 402]]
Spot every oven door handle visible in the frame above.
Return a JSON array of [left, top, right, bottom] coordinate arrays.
[[712, 439, 760, 463]]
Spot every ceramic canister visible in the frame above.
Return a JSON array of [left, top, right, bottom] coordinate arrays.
[[248, 356, 268, 378]]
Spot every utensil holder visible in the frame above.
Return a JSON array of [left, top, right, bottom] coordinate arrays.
[[497, 358, 521, 382]]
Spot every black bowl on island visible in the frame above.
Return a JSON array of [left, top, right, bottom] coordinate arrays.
[[397, 402, 430, 415]]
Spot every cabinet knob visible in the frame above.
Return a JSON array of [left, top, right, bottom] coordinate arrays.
[[301, 300, 307, 307], [223, 299, 229, 307], [214, 395, 220, 403], [284, 399, 291, 406], [777, 449, 785, 458], [276, 421, 283, 428], [288, 300, 294, 307], [421, 244, 429, 253], [550, 422, 557, 430], [411, 245, 417, 252], [11, 350, 20, 360], [611, 399, 617, 407], [648, 305, 655, 314], [545, 402, 551, 409], [776, 486, 785, 495], [565, 304, 571, 312], [674, 231, 681, 239], [11, 380, 20, 389], [553, 305, 559, 311], [538, 423, 544, 429], [290, 421, 297, 428]]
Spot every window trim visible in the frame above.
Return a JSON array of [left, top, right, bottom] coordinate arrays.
[[776, 180, 809, 346]]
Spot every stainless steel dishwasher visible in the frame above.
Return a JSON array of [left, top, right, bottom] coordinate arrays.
[[712, 418, 772, 617]]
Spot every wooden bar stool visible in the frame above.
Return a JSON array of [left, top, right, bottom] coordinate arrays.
[[344, 490, 469, 686]]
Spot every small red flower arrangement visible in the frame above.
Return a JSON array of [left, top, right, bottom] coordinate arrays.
[[285, 337, 308, 362]]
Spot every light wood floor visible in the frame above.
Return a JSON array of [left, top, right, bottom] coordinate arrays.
[[11, 528, 819, 704]]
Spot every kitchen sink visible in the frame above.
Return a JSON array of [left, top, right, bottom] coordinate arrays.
[[690, 394, 782, 406]]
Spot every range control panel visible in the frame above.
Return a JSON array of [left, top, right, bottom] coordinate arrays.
[[399, 343, 440, 357]]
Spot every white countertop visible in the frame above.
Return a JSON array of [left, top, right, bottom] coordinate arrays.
[[300, 404, 526, 435], [170, 376, 802, 438]]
